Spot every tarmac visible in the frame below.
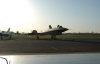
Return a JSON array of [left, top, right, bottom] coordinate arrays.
[[0, 39, 100, 54]]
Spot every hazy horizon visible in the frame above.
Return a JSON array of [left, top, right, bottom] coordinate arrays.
[[0, 0, 100, 33]]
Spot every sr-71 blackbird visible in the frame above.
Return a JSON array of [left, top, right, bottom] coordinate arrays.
[[28, 25, 69, 39]]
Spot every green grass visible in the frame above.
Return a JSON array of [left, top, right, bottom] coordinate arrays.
[[12, 34, 100, 40], [57, 35, 100, 39], [12, 35, 35, 39]]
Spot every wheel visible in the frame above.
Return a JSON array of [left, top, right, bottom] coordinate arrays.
[[9, 35, 12, 39], [1, 36, 3, 40], [37, 35, 39, 39], [51, 36, 53, 39]]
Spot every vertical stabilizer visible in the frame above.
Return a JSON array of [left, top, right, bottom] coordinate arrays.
[[7, 28, 10, 33], [57, 25, 60, 28], [49, 25, 52, 29]]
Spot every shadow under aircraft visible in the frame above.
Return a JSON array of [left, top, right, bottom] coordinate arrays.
[[0, 28, 12, 40], [28, 25, 69, 39]]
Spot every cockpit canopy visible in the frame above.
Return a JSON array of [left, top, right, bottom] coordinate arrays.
[[57, 25, 63, 28]]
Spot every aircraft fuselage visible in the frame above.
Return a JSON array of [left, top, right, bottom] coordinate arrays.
[[28, 25, 69, 39]]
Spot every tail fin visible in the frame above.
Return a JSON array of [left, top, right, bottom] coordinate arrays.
[[7, 28, 10, 33], [57, 25, 63, 28], [49, 25, 52, 29], [57, 25, 60, 28]]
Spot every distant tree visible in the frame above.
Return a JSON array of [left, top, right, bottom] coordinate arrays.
[[16, 31, 20, 35]]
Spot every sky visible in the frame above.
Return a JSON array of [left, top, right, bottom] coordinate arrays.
[[0, 0, 100, 33]]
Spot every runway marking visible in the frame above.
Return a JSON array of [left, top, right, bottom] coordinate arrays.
[[51, 47, 59, 50]]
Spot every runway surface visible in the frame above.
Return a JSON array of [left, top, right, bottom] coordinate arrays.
[[0, 39, 100, 54]]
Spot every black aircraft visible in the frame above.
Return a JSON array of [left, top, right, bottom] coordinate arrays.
[[28, 25, 69, 39], [0, 28, 12, 40]]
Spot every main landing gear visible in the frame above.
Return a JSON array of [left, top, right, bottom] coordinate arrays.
[[51, 35, 56, 40], [0, 35, 12, 40], [9, 35, 12, 39], [1, 36, 3, 40], [36, 34, 39, 39], [36, 34, 57, 40]]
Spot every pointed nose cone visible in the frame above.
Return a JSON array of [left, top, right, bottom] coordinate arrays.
[[66, 28, 69, 30], [63, 28, 69, 31], [65, 28, 69, 31]]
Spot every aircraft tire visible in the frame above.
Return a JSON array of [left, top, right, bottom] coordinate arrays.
[[9, 35, 12, 39], [37, 35, 39, 39], [1, 36, 3, 40], [51, 36, 54, 39]]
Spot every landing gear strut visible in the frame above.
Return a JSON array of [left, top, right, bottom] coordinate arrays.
[[1, 36, 3, 40], [0, 35, 12, 40], [36, 34, 39, 39], [51, 35, 56, 40], [9, 35, 12, 39]]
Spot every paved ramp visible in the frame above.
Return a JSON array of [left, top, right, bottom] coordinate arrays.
[[0, 39, 100, 54]]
